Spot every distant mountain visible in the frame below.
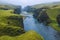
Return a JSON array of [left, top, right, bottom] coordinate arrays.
[[32, 2, 60, 9], [0, 2, 21, 9], [0, 2, 13, 5]]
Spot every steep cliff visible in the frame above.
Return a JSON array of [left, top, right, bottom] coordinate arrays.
[[33, 7, 60, 31], [0, 10, 25, 36], [33, 8, 51, 25]]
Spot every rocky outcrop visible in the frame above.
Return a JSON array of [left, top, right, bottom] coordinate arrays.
[[0, 27, 25, 36], [33, 8, 43, 18], [0, 10, 25, 37], [7, 16, 24, 28], [38, 11, 51, 25], [33, 8, 51, 25], [0, 16, 25, 36], [14, 6, 21, 14], [23, 6, 36, 13], [56, 14, 60, 26]]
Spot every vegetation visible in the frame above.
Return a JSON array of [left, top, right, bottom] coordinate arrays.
[[33, 5, 60, 31], [0, 31, 44, 40], [33, 8, 51, 26], [47, 8, 60, 31], [0, 10, 25, 36], [0, 7, 43, 40], [1, 2, 60, 40], [0, 5, 16, 10]]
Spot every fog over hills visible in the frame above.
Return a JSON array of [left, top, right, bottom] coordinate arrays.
[[32, 2, 60, 8], [0, 0, 60, 8]]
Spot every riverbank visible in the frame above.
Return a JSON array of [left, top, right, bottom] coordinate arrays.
[[0, 10, 25, 36], [47, 8, 60, 31], [49, 23, 60, 31], [23, 12, 60, 40], [0, 10, 44, 40], [0, 31, 44, 40], [33, 7, 60, 32]]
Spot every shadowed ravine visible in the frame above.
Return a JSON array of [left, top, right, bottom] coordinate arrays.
[[21, 12, 60, 40]]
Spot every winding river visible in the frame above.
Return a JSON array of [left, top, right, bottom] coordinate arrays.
[[21, 12, 60, 40]]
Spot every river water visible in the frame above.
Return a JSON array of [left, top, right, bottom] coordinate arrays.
[[21, 12, 60, 40]]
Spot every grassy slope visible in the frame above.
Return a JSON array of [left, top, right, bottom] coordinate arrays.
[[32, 2, 60, 9], [0, 5, 16, 9], [0, 10, 44, 40], [32, 2, 60, 31], [47, 8, 60, 31], [0, 10, 23, 28], [0, 31, 44, 40]]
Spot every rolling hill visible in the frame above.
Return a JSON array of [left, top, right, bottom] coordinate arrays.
[[32, 2, 60, 9]]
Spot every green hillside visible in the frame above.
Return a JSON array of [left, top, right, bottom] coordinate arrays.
[[0, 10, 25, 36], [0, 9, 44, 40], [32, 2, 60, 9], [0, 31, 44, 40], [0, 4, 17, 10], [47, 8, 60, 31], [0, 10, 23, 27], [47, 8, 60, 20]]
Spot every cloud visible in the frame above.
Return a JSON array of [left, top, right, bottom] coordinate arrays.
[[0, 0, 60, 7]]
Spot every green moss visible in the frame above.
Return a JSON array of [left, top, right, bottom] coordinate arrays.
[[0, 10, 23, 27], [47, 8, 60, 20], [19, 30, 44, 40], [0, 10, 25, 36], [0, 9, 44, 40], [47, 8, 60, 31], [0, 31, 44, 40]]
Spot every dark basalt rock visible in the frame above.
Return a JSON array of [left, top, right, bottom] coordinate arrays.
[[55, 32, 60, 40], [33, 8, 43, 18], [7, 16, 24, 28], [0, 27, 25, 36], [33, 8, 51, 25], [56, 14, 60, 26], [38, 11, 51, 25], [14, 6, 21, 14]]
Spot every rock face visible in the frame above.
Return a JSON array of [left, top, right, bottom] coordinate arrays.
[[23, 6, 36, 13], [55, 32, 60, 40], [0, 15, 25, 36], [0, 10, 25, 36], [33, 8, 51, 25], [56, 14, 60, 26], [0, 16, 25, 36], [7, 16, 24, 27], [0, 27, 25, 36], [38, 11, 51, 25], [33, 8, 42, 18], [14, 6, 21, 14]]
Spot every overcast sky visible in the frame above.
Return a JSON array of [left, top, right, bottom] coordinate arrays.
[[0, 0, 60, 7]]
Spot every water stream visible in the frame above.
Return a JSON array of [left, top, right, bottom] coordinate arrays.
[[21, 12, 60, 40]]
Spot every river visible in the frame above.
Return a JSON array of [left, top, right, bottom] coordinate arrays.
[[21, 12, 60, 40]]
